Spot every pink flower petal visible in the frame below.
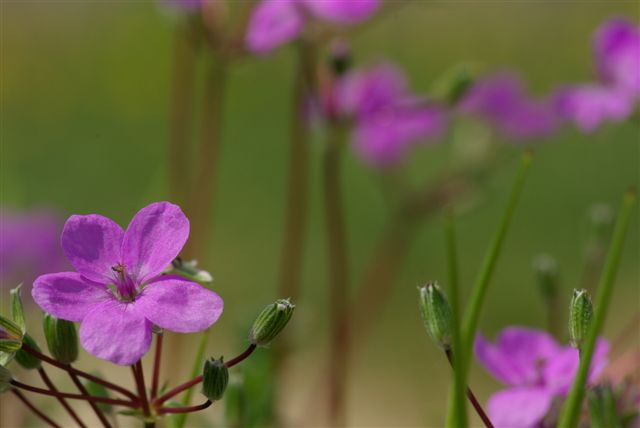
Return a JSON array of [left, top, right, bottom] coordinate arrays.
[[79, 299, 152, 365], [122, 202, 189, 284], [302, 0, 379, 24], [32, 272, 110, 322], [245, 0, 304, 54], [487, 387, 553, 428], [593, 18, 640, 93], [61, 214, 125, 283], [135, 275, 223, 333]]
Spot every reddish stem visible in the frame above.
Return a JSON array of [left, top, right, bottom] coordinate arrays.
[[151, 334, 163, 400], [10, 380, 138, 407], [38, 368, 87, 428], [158, 400, 212, 414], [153, 343, 256, 406], [21, 343, 137, 401], [67, 367, 113, 428], [131, 362, 151, 419], [12, 388, 62, 428]]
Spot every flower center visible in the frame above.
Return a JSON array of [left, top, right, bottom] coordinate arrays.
[[111, 263, 138, 301]]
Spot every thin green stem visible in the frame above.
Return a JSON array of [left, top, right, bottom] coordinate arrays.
[[558, 189, 636, 428], [38, 367, 87, 428], [323, 124, 350, 428], [444, 213, 467, 428], [173, 330, 209, 428], [460, 153, 532, 365]]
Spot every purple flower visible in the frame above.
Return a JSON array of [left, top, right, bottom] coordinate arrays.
[[1, 207, 68, 289], [32, 202, 223, 365], [554, 18, 639, 132], [335, 64, 446, 167], [246, 0, 380, 54], [475, 327, 609, 428], [460, 73, 558, 140]]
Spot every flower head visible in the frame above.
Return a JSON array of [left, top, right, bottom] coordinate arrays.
[[475, 327, 609, 428], [460, 73, 558, 140], [334, 64, 446, 167], [32, 202, 223, 365], [246, 0, 380, 54]]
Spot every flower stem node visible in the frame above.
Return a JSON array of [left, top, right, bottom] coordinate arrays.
[[249, 299, 295, 347], [201, 357, 229, 401], [418, 282, 453, 350], [43, 314, 79, 364], [568, 288, 593, 349]]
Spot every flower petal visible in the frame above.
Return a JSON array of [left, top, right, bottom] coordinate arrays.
[[245, 0, 304, 54], [32, 272, 110, 322], [593, 18, 640, 92], [135, 275, 223, 333], [79, 300, 152, 365], [61, 214, 125, 283], [487, 387, 552, 428], [122, 202, 189, 284], [302, 0, 379, 24]]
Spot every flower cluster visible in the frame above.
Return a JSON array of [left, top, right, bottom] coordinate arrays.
[[32, 202, 223, 365], [475, 327, 609, 427]]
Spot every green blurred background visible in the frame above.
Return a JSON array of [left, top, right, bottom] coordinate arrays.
[[1, 1, 638, 427]]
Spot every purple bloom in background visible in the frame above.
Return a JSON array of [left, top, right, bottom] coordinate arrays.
[[460, 73, 558, 140], [0, 208, 68, 289], [32, 202, 223, 365], [554, 18, 639, 132], [475, 327, 609, 428], [335, 64, 446, 167], [246, 0, 380, 54]]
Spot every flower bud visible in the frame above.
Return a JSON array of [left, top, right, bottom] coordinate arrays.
[[168, 258, 214, 283], [249, 299, 295, 347], [418, 282, 453, 350], [0, 364, 12, 394], [15, 334, 41, 370], [0, 315, 23, 341], [201, 357, 229, 401], [10, 284, 26, 333], [43, 314, 79, 364], [533, 254, 559, 300], [329, 40, 352, 76], [569, 289, 593, 348], [432, 64, 476, 105]]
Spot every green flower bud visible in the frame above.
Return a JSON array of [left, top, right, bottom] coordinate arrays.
[[0, 315, 23, 341], [168, 258, 213, 283], [249, 299, 295, 347], [202, 357, 229, 401], [431, 64, 477, 105], [418, 282, 453, 350], [43, 314, 79, 364], [10, 284, 26, 333], [569, 289, 593, 349], [533, 254, 559, 300], [15, 334, 41, 370], [0, 364, 12, 394]]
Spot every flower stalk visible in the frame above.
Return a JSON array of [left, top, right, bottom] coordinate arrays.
[[38, 367, 87, 428], [12, 389, 62, 428]]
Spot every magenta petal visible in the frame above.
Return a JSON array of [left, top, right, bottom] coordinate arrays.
[[61, 214, 125, 283], [593, 18, 640, 92], [245, 0, 304, 54], [32, 272, 109, 322], [122, 202, 189, 284], [303, 0, 379, 24], [487, 387, 552, 428], [135, 275, 223, 333], [79, 299, 152, 365]]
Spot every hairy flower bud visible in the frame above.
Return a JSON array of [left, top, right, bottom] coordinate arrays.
[[15, 334, 41, 370], [43, 314, 79, 364], [202, 357, 229, 401], [418, 282, 453, 350], [569, 289, 593, 348], [533, 254, 559, 300], [0, 364, 12, 394], [249, 299, 295, 347]]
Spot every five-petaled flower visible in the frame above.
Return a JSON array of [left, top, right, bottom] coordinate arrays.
[[475, 327, 609, 428], [32, 202, 223, 366]]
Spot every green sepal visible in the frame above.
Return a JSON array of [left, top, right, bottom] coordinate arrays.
[[43, 314, 79, 364], [0, 315, 23, 340], [0, 364, 12, 394], [15, 334, 41, 370], [0, 339, 22, 354], [10, 284, 26, 334]]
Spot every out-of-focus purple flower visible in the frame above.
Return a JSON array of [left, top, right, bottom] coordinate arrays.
[[475, 327, 609, 428], [246, 0, 380, 54], [460, 73, 558, 140], [554, 18, 639, 133], [334, 64, 446, 167], [32, 202, 223, 365], [0, 208, 68, 289]]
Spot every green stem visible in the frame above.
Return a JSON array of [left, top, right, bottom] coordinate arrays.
[[444, 214, 467, 428], [558, 190, 636, 428], [173, 330, 209, 428], [460, 153, 532, 364], [323, 124, 350, 428]]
